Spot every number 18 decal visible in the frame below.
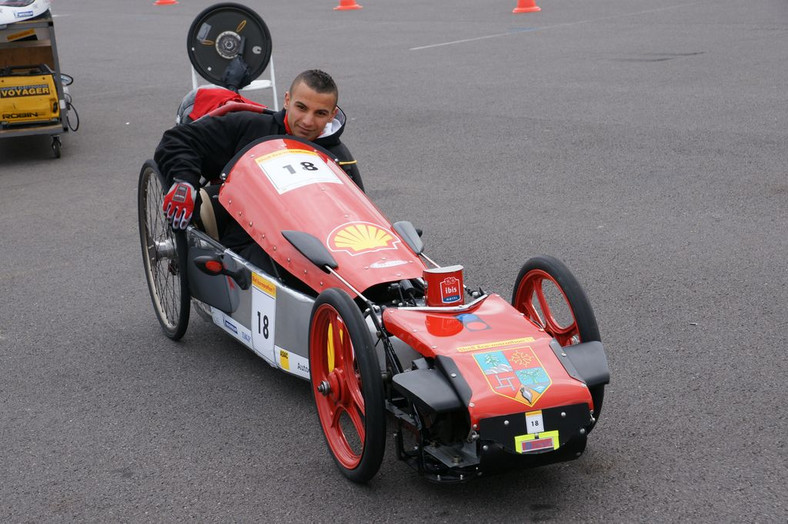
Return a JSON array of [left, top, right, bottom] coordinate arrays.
[[251, 273, 276, 364], [525, 410, 545, 434], [256, 150, 341, 194]]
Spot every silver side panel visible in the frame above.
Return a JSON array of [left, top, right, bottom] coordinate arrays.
[[186, 229, 417, 381], [187, 229, 316, 380]]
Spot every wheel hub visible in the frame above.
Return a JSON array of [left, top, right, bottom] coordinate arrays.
[[215, 31, 242, 59], [318, 369, 348, 404], [317, 380, 331, 396], [154, 239, 176, 260]]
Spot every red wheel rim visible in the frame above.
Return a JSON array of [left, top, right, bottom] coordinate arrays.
[[310, 303, 366, 469], [514, 269, 579, 346]]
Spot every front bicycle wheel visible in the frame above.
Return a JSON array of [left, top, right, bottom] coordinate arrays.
[[309, 288, 385, 483], [512, 255, 604, 425], [138, 160, 190, 340]]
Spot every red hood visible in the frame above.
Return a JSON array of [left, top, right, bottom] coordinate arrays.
[[382, 294, 592, 425], [219, 137, 425, 295]]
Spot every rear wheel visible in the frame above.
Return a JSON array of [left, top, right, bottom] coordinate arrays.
[[309, 289, 385, 483], [138, 160, 190, 340], [512, 256, 604, 423]]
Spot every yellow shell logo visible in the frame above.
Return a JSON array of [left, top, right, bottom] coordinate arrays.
[[328, 222, 399, 255]]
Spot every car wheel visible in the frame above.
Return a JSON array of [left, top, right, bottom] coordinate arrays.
[[138, 160, 190, 340], [309, 288, 385, 483], [512, 255, 604, 424]]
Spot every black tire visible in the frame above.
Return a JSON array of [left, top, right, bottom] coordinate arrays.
[[138, 160, 190, 340], [309, 288, 385, 483], [512, 255, 604, 424]]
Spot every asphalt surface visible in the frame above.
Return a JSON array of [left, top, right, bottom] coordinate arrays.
[[1, 0, 786, 521]]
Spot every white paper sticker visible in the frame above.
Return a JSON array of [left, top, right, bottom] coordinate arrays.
[[211, 308, 253, 349], [251, 273, 276, 364], [525, 410, 545, 435], [256, 150, 341, 194], [277, 347, 310, 379]]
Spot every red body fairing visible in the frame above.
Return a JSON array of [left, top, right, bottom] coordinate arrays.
[[142, 133, 608, 484], [220, 138, 595, 428], [219, 137, 425, 295], [139, 2, 609, 484], [383, 294, 593, 427]]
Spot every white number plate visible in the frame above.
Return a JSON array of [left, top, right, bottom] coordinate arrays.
[[525, 410, 545, 434], [251, 273, 276, 364], [256, 150, 341, 194]]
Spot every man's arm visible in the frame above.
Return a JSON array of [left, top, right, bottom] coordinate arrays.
[[154, 111, 277, 188], [155, 112, 270, 229], [154, 116, 235, 188]]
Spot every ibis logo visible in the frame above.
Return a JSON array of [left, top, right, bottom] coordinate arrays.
[[327, 222, 399, 256], [440, 276, 462, 303]]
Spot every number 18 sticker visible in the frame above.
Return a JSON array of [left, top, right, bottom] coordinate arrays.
[[525, 410, 545, 434], [251, 273, 276, 365], [256, 150, 341, 194]]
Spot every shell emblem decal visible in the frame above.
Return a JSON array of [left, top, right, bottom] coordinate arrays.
[[327, 222, 400, 256]]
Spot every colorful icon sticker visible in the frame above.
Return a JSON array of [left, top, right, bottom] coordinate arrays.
[[456, 313, 491, 332], [473, 346, 551, 406]]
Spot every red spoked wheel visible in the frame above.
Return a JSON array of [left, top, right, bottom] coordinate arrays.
[[309, 288, 385, 483], [512, 256, 604, 425], [512, 256, 600, 345]]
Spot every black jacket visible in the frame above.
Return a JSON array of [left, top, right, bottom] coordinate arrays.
[[153, 107, 362, 190], [153, 107, 362, 253]]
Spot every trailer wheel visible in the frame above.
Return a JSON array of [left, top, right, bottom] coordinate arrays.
[[52, 136, 61, 158]]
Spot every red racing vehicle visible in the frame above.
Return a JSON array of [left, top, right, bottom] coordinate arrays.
[[138, 135, 609, 483], [138, 3, 609, 484]]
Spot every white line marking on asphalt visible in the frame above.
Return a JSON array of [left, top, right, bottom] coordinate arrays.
[[410, 2, 704, 51]]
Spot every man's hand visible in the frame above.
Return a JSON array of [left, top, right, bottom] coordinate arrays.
[[162, 181, 197, 229]]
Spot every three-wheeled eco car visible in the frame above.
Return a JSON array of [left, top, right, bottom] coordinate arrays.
[[139, 3, 609, 483]]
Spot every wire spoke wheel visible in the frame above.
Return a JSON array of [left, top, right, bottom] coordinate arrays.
[[309, 289, 385, 483], [512, 255, 604, 425], [138, 160, 190, 340]]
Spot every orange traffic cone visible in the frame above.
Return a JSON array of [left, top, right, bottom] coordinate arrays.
[[154, 0, 178, 5], [334, 0, 362, 10], [513, 0, 540, 13]]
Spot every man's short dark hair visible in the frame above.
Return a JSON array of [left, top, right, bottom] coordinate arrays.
[[290, 69, 338, 103]]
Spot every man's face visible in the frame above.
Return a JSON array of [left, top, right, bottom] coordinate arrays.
[[284, 81, 338, 141]]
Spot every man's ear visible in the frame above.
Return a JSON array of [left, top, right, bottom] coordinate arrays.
[[331, 106, 338, 118], [283, 91, 291, 109]]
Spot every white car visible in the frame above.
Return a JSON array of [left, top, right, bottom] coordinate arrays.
[[0, 0, 50, 27]]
